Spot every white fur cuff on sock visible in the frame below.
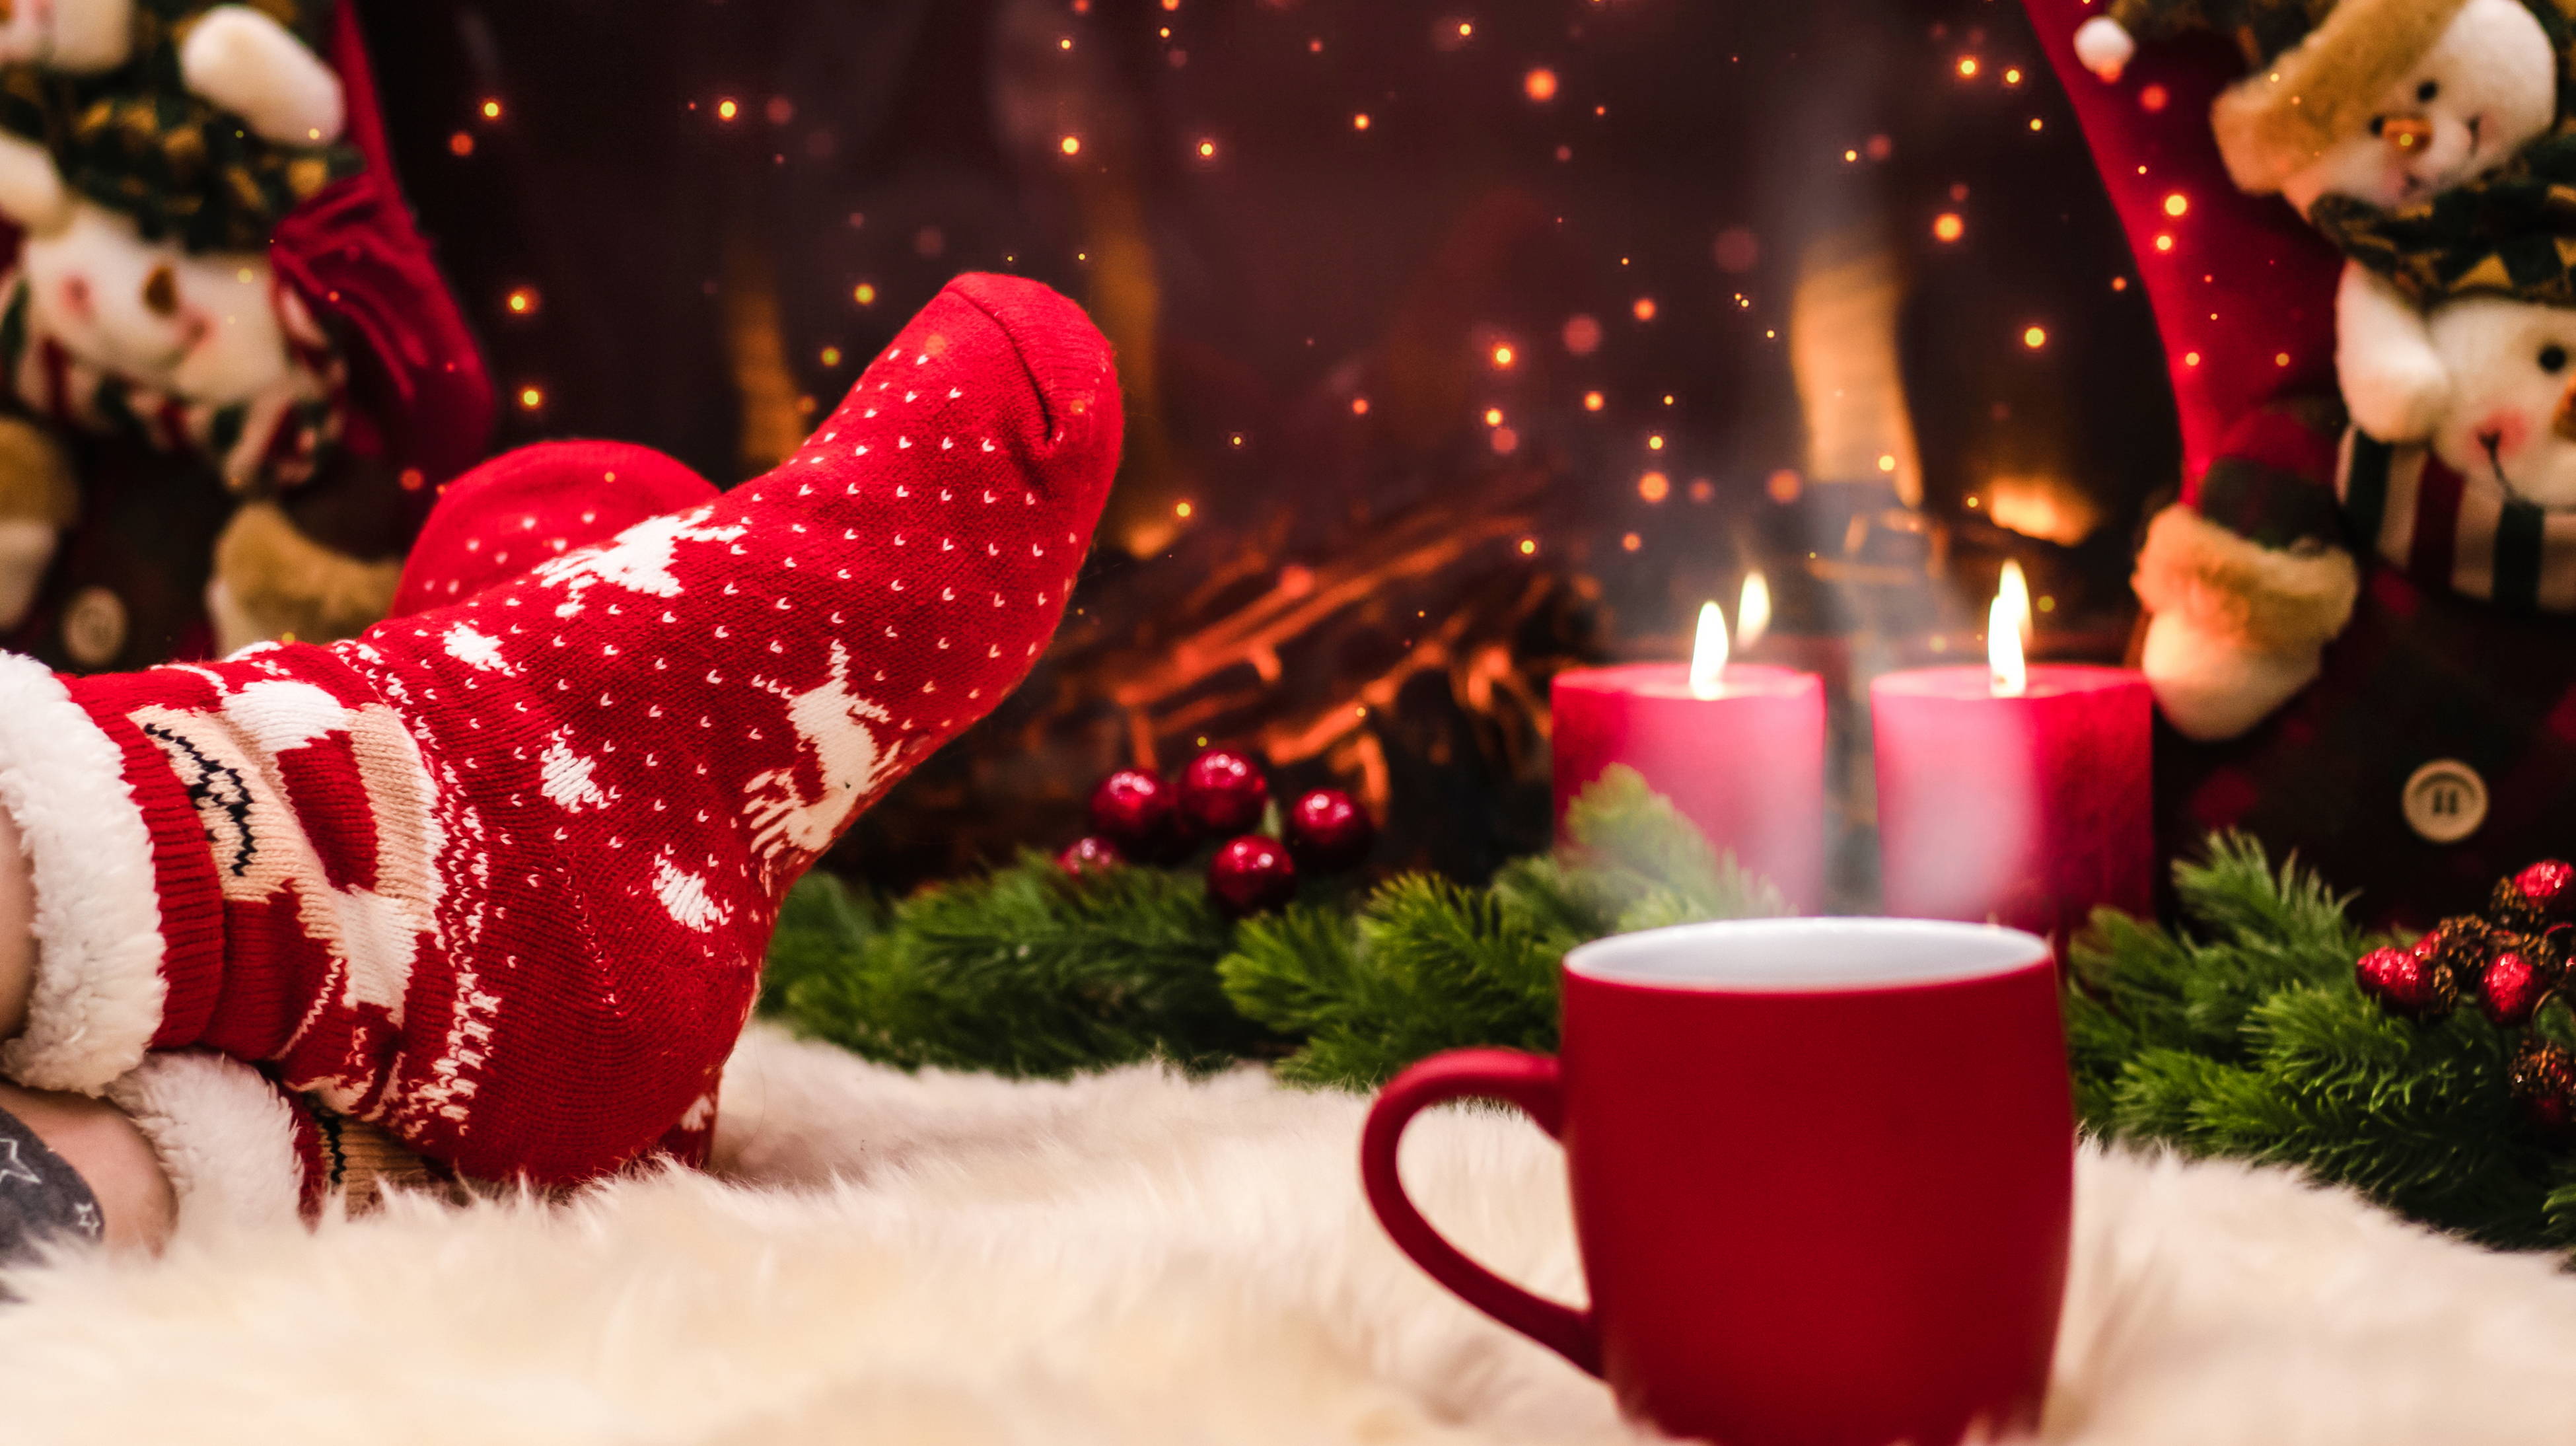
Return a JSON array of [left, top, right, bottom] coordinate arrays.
[[106, 1050, 304, 1234], [0, 651, 169, 1095]]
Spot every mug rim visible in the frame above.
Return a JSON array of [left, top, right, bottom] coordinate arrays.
[[1563, 917, 2050, 995]]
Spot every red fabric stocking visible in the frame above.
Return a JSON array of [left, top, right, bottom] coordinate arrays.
[[0, 273, 1120, 1185], [390, 442, 723, 616], [2019, 0, 2343, 499]]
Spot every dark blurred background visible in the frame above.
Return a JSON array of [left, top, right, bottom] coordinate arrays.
[[350, 0, 2173, 899]]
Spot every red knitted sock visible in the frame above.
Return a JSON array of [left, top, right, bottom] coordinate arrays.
[[0, 273, 1120, 1184], [390, 441, 722, 617]]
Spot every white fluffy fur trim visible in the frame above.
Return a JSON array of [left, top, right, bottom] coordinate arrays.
[[0, 1032, 2567, 1442], [0, 651, 168, 1094], [179, 7, 347, 146], [106, 1050, 304, 1235], [2132, 503, 2360, 653], [2073, 17, 2135, 80]]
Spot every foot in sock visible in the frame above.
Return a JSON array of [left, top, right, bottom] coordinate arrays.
[[0, 272, 1121, 1193]]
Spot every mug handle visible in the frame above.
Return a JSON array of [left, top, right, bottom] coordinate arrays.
[[1360, 1048, 1604, 1377]]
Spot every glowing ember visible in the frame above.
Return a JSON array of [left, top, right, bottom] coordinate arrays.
[[1060, 135, 1082, 155], [1638, 472, 1670, 503], [2022, 325, 2047, 349], [1932, 212, 1964, 242], [1524, 68, 1558, 102]]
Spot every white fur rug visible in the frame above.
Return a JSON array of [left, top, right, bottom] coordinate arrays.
[[1, 1025, 2573, 1444]]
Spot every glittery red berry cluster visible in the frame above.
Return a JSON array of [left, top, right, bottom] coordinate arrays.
[[2355, 861, 2576, 1138], [1057, 748, 1376, 918]]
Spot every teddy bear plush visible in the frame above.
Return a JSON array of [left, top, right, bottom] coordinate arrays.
[[2025, 0, 2576, 922], [2079, 0, 2576, 740], [0, 1, 487, 661]]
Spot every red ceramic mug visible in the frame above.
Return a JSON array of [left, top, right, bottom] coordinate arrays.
[[1361, 918, 2073, 1446]]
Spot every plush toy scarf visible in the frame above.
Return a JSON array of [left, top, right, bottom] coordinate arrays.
[[2339, 429, 2576, 612]]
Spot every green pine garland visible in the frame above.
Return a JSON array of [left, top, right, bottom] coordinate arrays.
[[761, 779, 2576, 1252], [760, 765, 1782, 1089], [2065, 835, 2576, 1252]]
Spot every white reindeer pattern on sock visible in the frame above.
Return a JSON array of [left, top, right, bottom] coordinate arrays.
[[742, 640, 898, 875], [530, 506, 750, 619]]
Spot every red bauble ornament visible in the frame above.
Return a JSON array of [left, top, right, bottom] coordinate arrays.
[[1089, 769, 1177, 855], [2480, 951, 2550, 1027], [1208, 834, 1297, 916], [2513, 1040, 2576, 1142], [2516, 861, 2576, 920], [2355, 945, 2452, 1019], [1285, 788, 1375, 872], [1057, 836, 1124, 878], [1178, 750, 1271, 837]]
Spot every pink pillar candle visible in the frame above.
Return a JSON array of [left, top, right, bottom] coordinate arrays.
[[1870, 665, 2153, 941], [1552, 664, 1828, 914]]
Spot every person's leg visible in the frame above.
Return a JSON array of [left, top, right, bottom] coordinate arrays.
[[0, 1081, 172, 1252], [0, 272, 1119, 1190], [0, 802, 31, 1044]]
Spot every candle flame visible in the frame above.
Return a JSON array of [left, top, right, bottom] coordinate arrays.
[[1736, 571, 1772, 651], [1690, 600, 1729, 699], [1997, 559, 2033, 643], [1989, 591, 2027, 697]]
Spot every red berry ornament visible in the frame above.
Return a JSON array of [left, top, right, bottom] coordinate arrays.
[[1057, 836, 1124, 878], [2517, 861, 2576, 920], [1285, 788, 1375, 872], [2480, 951, 2551, 1027], [2356, 945, 2452, 1019], [1179, 749, 1271, 837], [1208, 834, 1297, 917], [1089, 769, 1176, 855]]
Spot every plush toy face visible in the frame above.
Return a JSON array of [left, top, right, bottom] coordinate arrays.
[[20, 201, 293, 405], [2425, 296, 2576, 509], [0, 0, 135, 71], [2279, 0, 2557, 214]]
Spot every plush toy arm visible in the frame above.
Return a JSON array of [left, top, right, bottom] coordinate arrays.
[[2133, 505, 2361, 740], [206, 501, 398, 655], [0, 417, 75, 632], [0, 132, 70, 236], [180, 6, 345, 146], [2336, 262, 2450, 442]]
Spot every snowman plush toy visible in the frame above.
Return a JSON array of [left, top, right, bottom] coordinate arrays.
[[0, 0, 488, 663], [2056, 0, 2576, 920]]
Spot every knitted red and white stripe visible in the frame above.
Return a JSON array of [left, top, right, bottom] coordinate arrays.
[[0, 273, 1120, 1186], [2338, 431, 2576, 614]]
